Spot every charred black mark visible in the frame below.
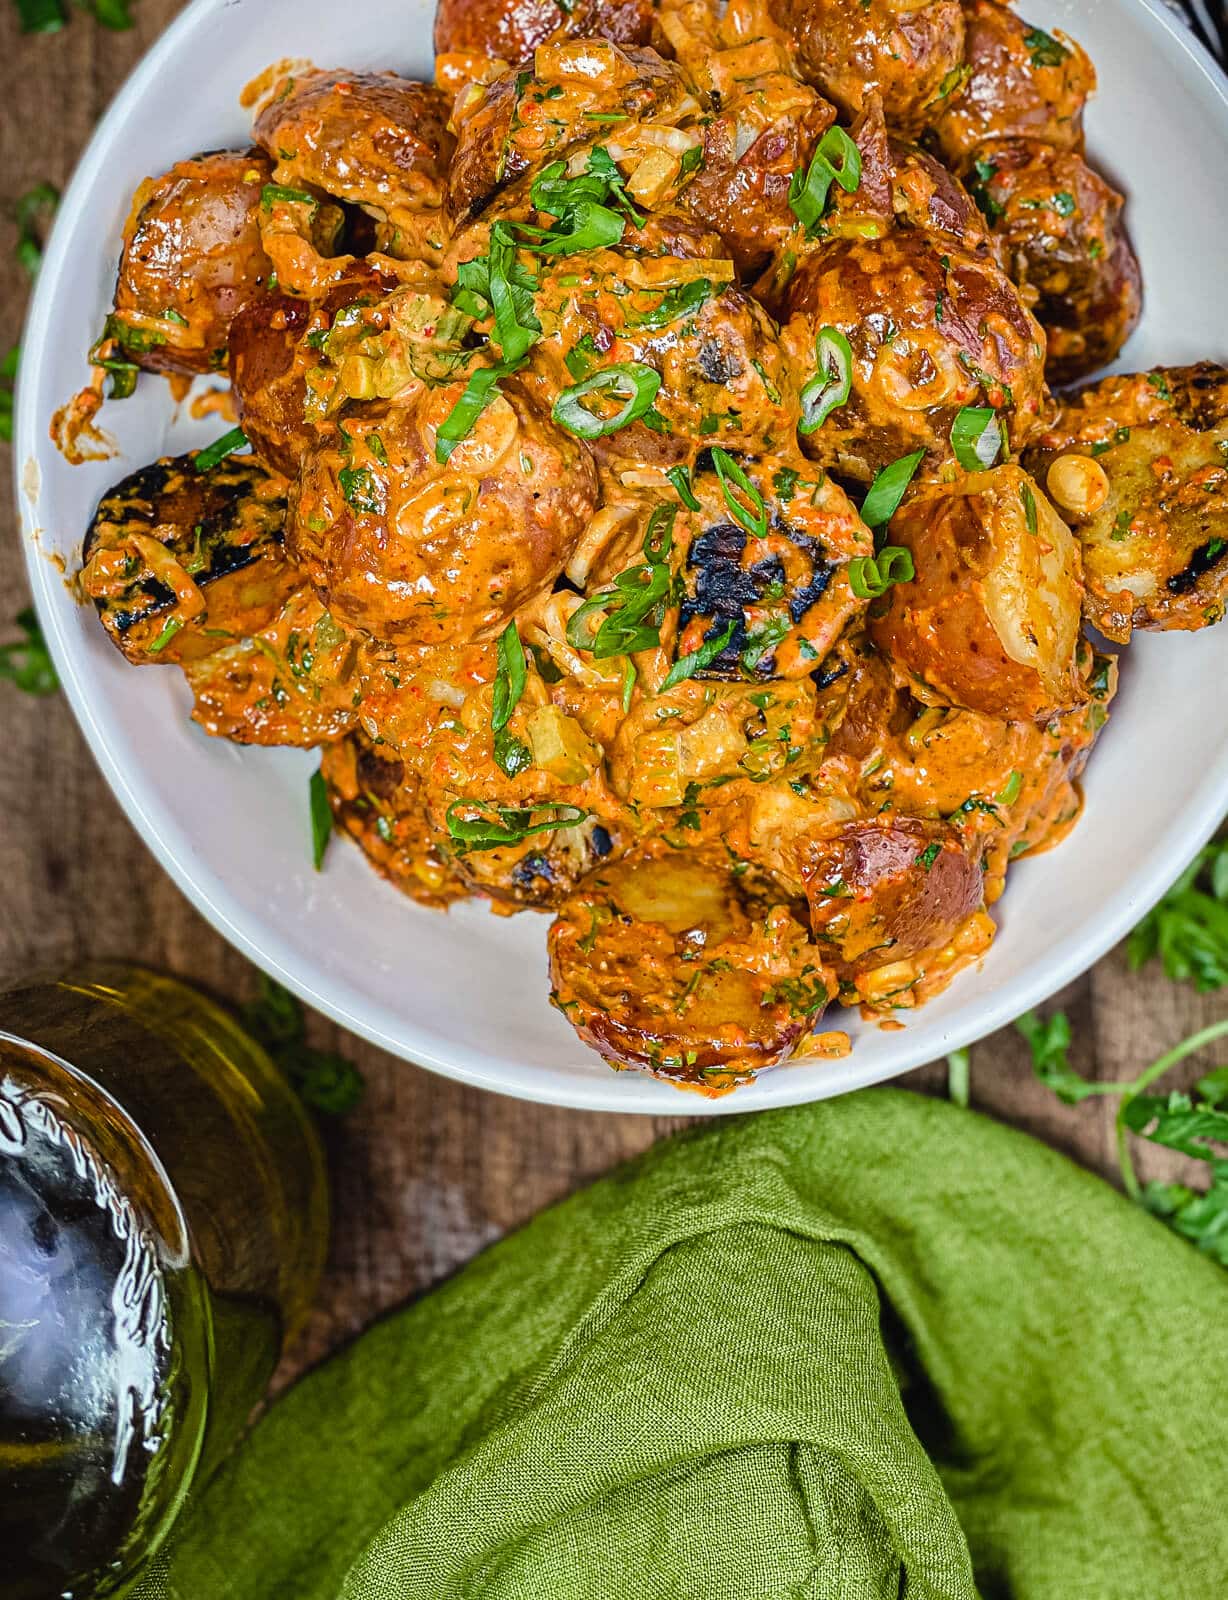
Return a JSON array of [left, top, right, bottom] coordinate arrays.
[[1167, 536, 1228, 596]]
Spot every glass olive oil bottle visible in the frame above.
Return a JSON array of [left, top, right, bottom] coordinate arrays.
[[0, 966, 328, 1600]]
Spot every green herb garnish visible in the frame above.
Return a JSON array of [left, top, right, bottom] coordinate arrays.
[[445, 799, 589, 852], [950, 406, 1002, 471], [788, 125, 861, 235], [661, 619, 736, 690], [799, 326, 852, 435], [710, 448, 767, 538], [194, 428, 249, 473], [552, 362, 661, 439], [860, 450, 924, 528], [847, 546, 914, 599], [309, 768, 332, 871]]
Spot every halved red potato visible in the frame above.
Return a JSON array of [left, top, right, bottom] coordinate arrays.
[[932, 0, 1095, 170], [253, 71, 454, 218], [182, 587, 360, 747], [868, 464, 1087, 721], [435, 0, 656, 64], [288, 378, 598, 645], [548, 842, 834, 1087], [768, 0, 965, 134], [109, 150, 275, 376], [799, 817, 985, 999]]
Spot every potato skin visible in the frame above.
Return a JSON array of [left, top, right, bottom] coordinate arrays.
[[111, 150, 274, 376], [783, 231, 1048, 481], [1024, 365, 1228, 641], [800, 817, 984, 979], [288, 380, 599, 645], [868, 464, 1087, 721], [549, 842, 833, 1086], [228, 261, 397, 477], [768, 0, 965, 134], [932, 0, 1095, 171], [970, 140, 1141, 384], [183, 586, 361, 748], [445, 44, 688, 225], [254, 72, 453, 216], [435, 0, 656, 63], [79, 452, 295, 666]]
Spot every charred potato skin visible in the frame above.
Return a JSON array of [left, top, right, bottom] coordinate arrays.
[[932, 0, 1095, 171], [1024, 365, 1228, 641], [111, 150, 275, 376], [769, 0, 965, 134], [80, 453, 295, 666], [548, 843, 834, 1086], [254, 72, 454, 216], [783, 231, 1048, 480], [228, 262, 398, 478], [434, 0, 656, 64], [867, 465, 1087, 721], [970, 140, 1141, 384], [289, 381, 599, 645], [801, 817, 983, 979], [321, 732, 470, 908]]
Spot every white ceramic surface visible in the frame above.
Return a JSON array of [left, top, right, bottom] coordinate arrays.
[[14, 0, 1228, 1112]]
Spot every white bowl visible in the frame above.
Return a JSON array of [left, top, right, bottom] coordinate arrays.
[[15, 0, 1228, 1112]]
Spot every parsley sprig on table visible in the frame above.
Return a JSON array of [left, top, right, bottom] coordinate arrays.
[[1128, 837, 1228, 991], [12, 0, 134, 34], [1017, 1010, 1228, 1266], [0, 607, 59, 695], [243, 973, 364, 1115]]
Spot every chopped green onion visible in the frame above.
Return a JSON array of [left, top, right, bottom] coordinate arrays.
[[710, 448, 767, 538], [799, 327, 853, 434], [1021, 482, 1038, 535], [666, 464, 700, 511], [552, 363, 661, 439], [661, 619, 737, 690], [995, 769, 1023, 806], [147, 615, 185, 653], [950, 406, 1003, 471], [788, 125, 862, 234], [491, 620, 527, 733], [624, 278, 713, 329], [445, 800, 589, 852], [859, 450, 924, 528], [566, 506, 675, 659], [310, 769, 332, 871], [1023, 26, 1069, 68], [436, 359, 524, 464], [194, 428, 249, 473], [261, 183, 319, 212], [847, 546, 915, 599]]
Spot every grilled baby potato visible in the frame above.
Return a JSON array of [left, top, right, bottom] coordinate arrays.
[[968, 140, 1141, 384], [80, 452, 295, 666], [768, 0, 965, 134], [182, 586, 360, 747], [868, 463, 1086, 721], [254, 71, 454, 221], [549, 841, 834, 1087], [799, 816, 986, 1005], [1024, 364, 1228, 640], [228, 260, 398, 477], [109, 150, 275, 376], [321, 730, 470, 908], [931, 0, 1095, 170], [289, 381, 599, 644], [784, 230, 1048, 480], [435, 0, 656, 63]]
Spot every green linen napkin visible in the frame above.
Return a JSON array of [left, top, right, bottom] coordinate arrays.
[[140, 1088, 1228, 1599]]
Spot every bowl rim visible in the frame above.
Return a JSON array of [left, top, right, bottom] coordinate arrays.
[[14, 0, 1228, 1114]]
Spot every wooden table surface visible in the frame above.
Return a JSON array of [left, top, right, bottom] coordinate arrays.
[[0, 0, 1220, 1391]]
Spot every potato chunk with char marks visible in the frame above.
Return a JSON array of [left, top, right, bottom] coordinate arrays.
[[288, 381, 599, 645], [549, 842, 834, 1088], [1023, 364, 1228, 641], [784, 231, 1047, 482], [80, 452, 295, 666], [110, 150, 275, 376], [867, 464, 1086, 721]]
